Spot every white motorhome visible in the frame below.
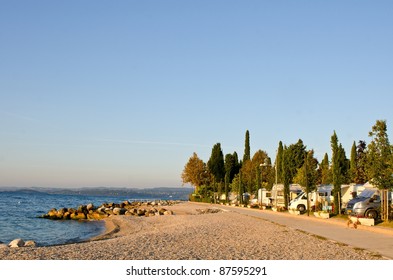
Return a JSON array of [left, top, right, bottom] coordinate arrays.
[[257, 188, 272, 207], [288, 185, 333, 213], [270, 184, 303, 208]]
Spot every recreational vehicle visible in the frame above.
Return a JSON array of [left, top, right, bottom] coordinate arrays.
[[288, 185, 334, 213], [270, 184, 303, 208], [345, 188, 392, 219], [257, 188, 272, 207]]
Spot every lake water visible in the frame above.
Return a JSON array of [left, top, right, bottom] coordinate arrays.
[[0, 190, 160, 246]]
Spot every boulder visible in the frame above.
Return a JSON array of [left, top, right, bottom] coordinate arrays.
[[47, 208, 58, 219], [164, 210, 173, 215], [70, 212, 86, 220], [86, 203, 94, 211], [63, 212, 71, 220], [24, 240, 37, 247], [78, 205, 87, 214], [87, 212, 107, 220], [125, 211, 133, 216], [9, 239, 25, 248], [112, 208, 127, 215], [137, 209, 146, 216]]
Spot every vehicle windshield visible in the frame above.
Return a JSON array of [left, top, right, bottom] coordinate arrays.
[[293, 192, 305, 201], [358, 189, 376, 199]]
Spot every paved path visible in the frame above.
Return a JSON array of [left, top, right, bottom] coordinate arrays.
[[203, 203, 393, 259]]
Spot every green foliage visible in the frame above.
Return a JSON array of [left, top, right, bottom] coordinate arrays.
[[319, 153, 332, 184], [281, 140, 307, 206], [276, 141, 284, 184], [243, 130, 251, 163], [331, 131, 349, 214], [366, 120, 393, 190], [207, 143, 225, 185], [350, 141, 357, 183], [354, 140, 368, 184], [240, 150, 270, 194], [181, 152, 207, 192], [282, 146, 292, 208], [285, 139, 306, 182], [230, 173, 241, 194], [293, 150, 319, 193]]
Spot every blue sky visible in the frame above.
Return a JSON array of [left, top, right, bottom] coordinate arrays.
[[1, 0, 392, 188]]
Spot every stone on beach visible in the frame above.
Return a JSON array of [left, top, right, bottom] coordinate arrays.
[[112, 208, 127, 215], [24, 240, 37, 247], [9, 239, 25, 248]]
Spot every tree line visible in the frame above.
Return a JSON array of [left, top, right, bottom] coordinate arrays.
[[181, 120, 393, 217]]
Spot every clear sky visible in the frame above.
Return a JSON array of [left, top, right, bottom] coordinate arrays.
[[1, 0, 392, 188]]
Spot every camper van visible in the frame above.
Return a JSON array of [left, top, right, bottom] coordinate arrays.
[[345, 188, 392, 219], [341, 183, 375, 209], [288, 185, 333, 213], [257, 188, 272, 207], [270, 184, 303, 208]]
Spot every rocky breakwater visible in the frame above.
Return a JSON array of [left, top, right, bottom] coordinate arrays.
[[40, 200, 179, 221]]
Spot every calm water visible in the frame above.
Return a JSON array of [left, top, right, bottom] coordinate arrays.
[[0, 190, 154, 246]]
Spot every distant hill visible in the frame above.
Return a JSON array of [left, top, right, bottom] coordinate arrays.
[[0, 186, 194, 201]]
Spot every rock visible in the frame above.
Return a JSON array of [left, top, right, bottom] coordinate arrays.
[[9, 239, 25, 248], [47, 208, 58, 219], [70, 212, 86, 220], [87, 212, 107, 220], [86, 203, 94, 211], [24, 240, 37, 247], [164, 210, 173, 215], [113, 208, 127, 215], [63, 212, 71, 220], [137, 209, 146, 216], [78, 205, 87, 214]]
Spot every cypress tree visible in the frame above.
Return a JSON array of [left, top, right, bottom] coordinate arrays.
[[319, 153, 331, 184], [207, 143, 225, 194], [243, 130, 251, 163], [331, 131, 349, 214], [282, 146, 291, 208], [355, 140, 368, 184], [350, 141, 357, 183], [276, 141, 284, 183]]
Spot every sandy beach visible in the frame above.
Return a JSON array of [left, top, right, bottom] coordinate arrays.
[[0, 202, 384, 260]]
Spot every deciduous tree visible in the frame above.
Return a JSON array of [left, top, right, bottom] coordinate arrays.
[[181, 152, 206, 193]]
